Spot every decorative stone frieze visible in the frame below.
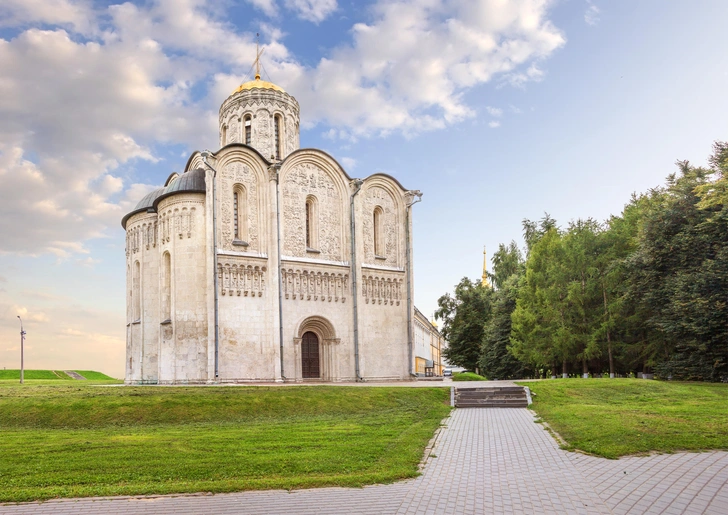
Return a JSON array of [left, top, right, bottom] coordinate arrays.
[[362, 271, 404, 306], [158, 200, 202, 245], [281, 266, 349, 302], [218, 258, 267, 297]]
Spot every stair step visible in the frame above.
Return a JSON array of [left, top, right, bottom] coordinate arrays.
[[454, 386, 529, 408], [457, 403, 529, 408], [457, 387, 524, 393], [457, 392, 526, 399]]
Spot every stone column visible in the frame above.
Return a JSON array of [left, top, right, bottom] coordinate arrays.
[[268, 164, 283, 381]]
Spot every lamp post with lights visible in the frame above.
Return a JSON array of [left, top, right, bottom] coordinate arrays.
[[17, 316, 25, 384]]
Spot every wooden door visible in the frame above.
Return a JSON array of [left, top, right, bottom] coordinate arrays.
[[301, 331, 320, 378]]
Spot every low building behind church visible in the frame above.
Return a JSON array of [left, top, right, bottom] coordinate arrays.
[[122, 75, 432, 384]]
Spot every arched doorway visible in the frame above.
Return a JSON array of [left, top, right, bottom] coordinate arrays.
[[294, 316, 340, 381], [301, 331, 320, 378]]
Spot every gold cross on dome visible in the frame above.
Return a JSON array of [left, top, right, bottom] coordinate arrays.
[[254, 32, 265, 80]]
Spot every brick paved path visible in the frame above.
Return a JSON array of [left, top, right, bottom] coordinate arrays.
[[2, 409, 727, 514]]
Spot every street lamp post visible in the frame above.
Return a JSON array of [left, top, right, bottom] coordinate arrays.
[[17, 316, 25, 384]]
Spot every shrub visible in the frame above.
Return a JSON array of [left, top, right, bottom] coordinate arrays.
[[452, 372, 487, 381]]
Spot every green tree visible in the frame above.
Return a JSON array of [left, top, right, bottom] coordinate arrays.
[[626, 144, 728, 381], [510, 226, 572, 375], [436, 278, 492, 371], [480, 242, 528, 379], [480, 275, 530, 379]]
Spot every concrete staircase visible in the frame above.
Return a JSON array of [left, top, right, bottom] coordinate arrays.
[[455, 386, 529, 408]]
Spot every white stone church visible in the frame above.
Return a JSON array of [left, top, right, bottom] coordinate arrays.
[[122, 72, 440, 384]]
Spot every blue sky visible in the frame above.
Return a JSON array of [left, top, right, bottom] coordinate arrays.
[[0, 0, 726, 378]]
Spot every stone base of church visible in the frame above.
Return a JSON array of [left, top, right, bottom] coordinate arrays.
[[124, 375, 417, 386]]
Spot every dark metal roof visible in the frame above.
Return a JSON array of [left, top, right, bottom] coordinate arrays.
[[121, 168, 207, 229], [134, 187, 166, 211], [160, 167, 206, 197]]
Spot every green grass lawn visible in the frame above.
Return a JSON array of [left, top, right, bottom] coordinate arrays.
[[520, 379, 728, 459], [0, 385, 450, 502]]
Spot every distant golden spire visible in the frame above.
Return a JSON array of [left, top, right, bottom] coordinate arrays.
[[481, 245, 491, 288]]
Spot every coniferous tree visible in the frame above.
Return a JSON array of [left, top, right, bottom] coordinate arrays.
[[480, 243, 529, 379]]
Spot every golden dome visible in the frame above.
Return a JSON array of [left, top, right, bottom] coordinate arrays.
[[232, 76, 285, 95]]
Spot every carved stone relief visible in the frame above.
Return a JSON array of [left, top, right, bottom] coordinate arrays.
[[362, 186, 398, 267], [157, 200, 202, 246], [285, 116, 296, 156], [281, 267, 349, 302], [219, 162, 260, 252], [143, 221, 158, 250], [281, 163, 342, 261], [217, 258, 266, 297], [227, 117, 240, 144], [362, 272, 404, 306], [255, 109, 271, 159]]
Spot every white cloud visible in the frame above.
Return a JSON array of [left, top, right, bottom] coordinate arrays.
[[0, 0, 95, 34], [76, 257, 101, 268], [284, 0, 337, 23], [271, 0, 565, 138], [14, 305, 49, 323], [0, 6, 218, 256], [501, 62, 546, 88], [245, 0, 278, 17], [0, 0, 565, 259], [585, 1, 600, 26], [486, 106, 503, 117], [489, 121, 501, 128], [340, 156, 356, 170]]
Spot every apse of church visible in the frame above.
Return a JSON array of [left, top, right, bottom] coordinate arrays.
[[122, 71, 425, 384]]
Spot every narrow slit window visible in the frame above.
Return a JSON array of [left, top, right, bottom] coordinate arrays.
[[162, 252, 171, 321], [244, 115, 251, 145], [133, 260, 141, 321], [274, 115, 281, 160], [305, 196, 318, 251], [306, 200, 311, 248], [234, 191, 239, 239], [233, 186, 248, 245], [221, 124, 227, 146], [374, 207, 384, 257]]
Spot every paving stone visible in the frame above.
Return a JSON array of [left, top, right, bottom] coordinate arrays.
[[2, 408, 728, 514]]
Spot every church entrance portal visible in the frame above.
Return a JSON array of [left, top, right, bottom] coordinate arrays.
[[301, 331, 320, 378]]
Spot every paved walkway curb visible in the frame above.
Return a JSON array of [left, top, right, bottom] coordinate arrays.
[[2, 409, 727, 514]]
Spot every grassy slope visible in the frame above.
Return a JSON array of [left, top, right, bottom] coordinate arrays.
[[0, 370, 75, 380], [73, 370, 117, 380], [0, 385, 450, 502], [521, 379, 728, 459]]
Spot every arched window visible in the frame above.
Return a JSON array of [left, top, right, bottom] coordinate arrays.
[[162, 252, 171, 322], [244, 115, 252, 145], [233, 185, 248, 245], [221, 124, 227, 146], [274, 114, 282, 160], [373, 206, 384, 257], [133, 260, 141, 322], [305, 195, 318, 251]]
